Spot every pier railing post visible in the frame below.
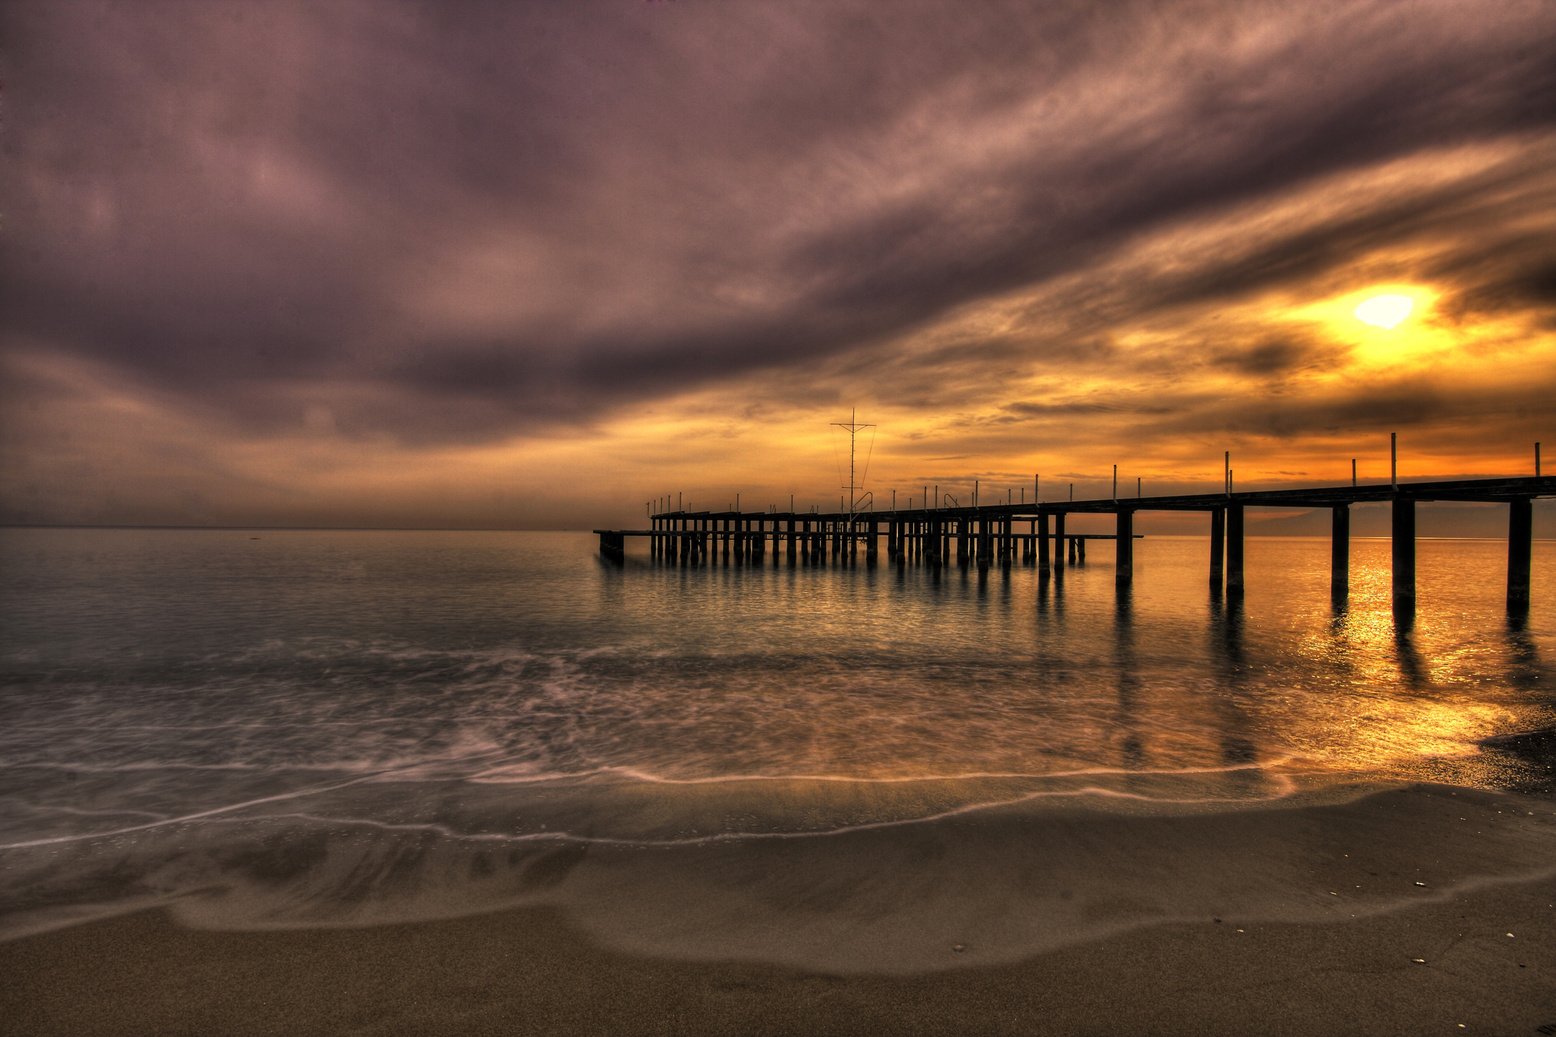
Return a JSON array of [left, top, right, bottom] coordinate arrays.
[[1508, 497, 1533, 613]]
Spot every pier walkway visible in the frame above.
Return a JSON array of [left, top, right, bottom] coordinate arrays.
[[598, 475, 1555, 614]]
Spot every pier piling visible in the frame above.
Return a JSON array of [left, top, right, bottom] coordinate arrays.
[[1508, 497, 1532, 613], [1226, 504, 1245, 596], [1392, 497, 1416, 612], [1331, 505, 1349, 602], [1209, 507, 1224, 590], [1115, 510, 1133, 584]]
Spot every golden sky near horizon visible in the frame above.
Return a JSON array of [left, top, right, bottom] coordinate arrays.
[[2, 1, 1554, 529]]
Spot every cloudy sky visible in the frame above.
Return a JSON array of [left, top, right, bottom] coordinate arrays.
[[3, 0, 1553, 529]]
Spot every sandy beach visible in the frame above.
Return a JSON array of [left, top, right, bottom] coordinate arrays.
[[5, 782, 1553, 1037]]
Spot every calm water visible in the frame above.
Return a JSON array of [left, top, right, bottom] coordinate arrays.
[[1, 528, 1552, 949]]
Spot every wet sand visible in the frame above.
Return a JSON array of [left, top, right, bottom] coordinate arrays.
[[4, 783, 1555, 1036]]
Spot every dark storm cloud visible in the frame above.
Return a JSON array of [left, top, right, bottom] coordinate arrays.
[[3, 0, 1555, 449]]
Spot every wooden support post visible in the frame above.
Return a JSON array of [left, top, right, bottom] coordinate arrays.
[[1116, 511, 1133, 584], [1226, 503, 1245, 595], [1209, 506, 1224, 590], [1038, 512, 1051, 576], [1392, 496, 1415, 611], [1053, 513, 1066, 578], [1067, 536, 1077, 564], [1331, 504, 1349, 601], [867, 516, 879, 566], [1508, 497, 1532, 613], [787, 517, 797, 564]]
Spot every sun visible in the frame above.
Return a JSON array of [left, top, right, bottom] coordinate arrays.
[[1354, 293, 1415, 330]]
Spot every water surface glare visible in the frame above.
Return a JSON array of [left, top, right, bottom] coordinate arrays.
[[2, 528, 1552, 963]]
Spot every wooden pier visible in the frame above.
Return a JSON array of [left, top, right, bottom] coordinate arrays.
[[598, 475, 1555, 613]]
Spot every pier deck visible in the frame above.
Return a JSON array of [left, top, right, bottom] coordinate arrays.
[[598, 475, 1555, 614]]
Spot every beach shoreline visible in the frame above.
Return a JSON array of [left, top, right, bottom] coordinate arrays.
[[3, 871, 1552, 1037], [4, 782, 1554, 1036]]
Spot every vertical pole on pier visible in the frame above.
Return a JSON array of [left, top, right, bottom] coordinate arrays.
[[1352, 459, 1357, 487], [1330, 505, 1349, 602], [1116, 510, 1133, 584], [867, 516, 879, 567], [1136, 477, 1141, 498], [1508, 497, 1533, 613], [1053, 512, 1066, 578], [1226, 503, 1245, 596], [1224, 451, 1230, 496], [787, 516, 797, 565], [1038, 512, 1050, 577], [1112, 465, 1117, 502], [1390, 433, 1398, 490], [1209, 506, 1225, 590], [1392, 496, 1415, 613], [1536, 442, 1542, 477]]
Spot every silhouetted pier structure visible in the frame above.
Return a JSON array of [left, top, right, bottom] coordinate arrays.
[[598, 474, 1554, 613]]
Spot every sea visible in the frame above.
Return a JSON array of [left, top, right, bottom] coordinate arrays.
[[2, 527, 1553, 969]]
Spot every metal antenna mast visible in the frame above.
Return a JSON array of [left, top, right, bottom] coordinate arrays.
[[831, 408, 875, 523]]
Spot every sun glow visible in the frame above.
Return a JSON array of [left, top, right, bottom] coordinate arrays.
[[1354, 293, 1414, 329]]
